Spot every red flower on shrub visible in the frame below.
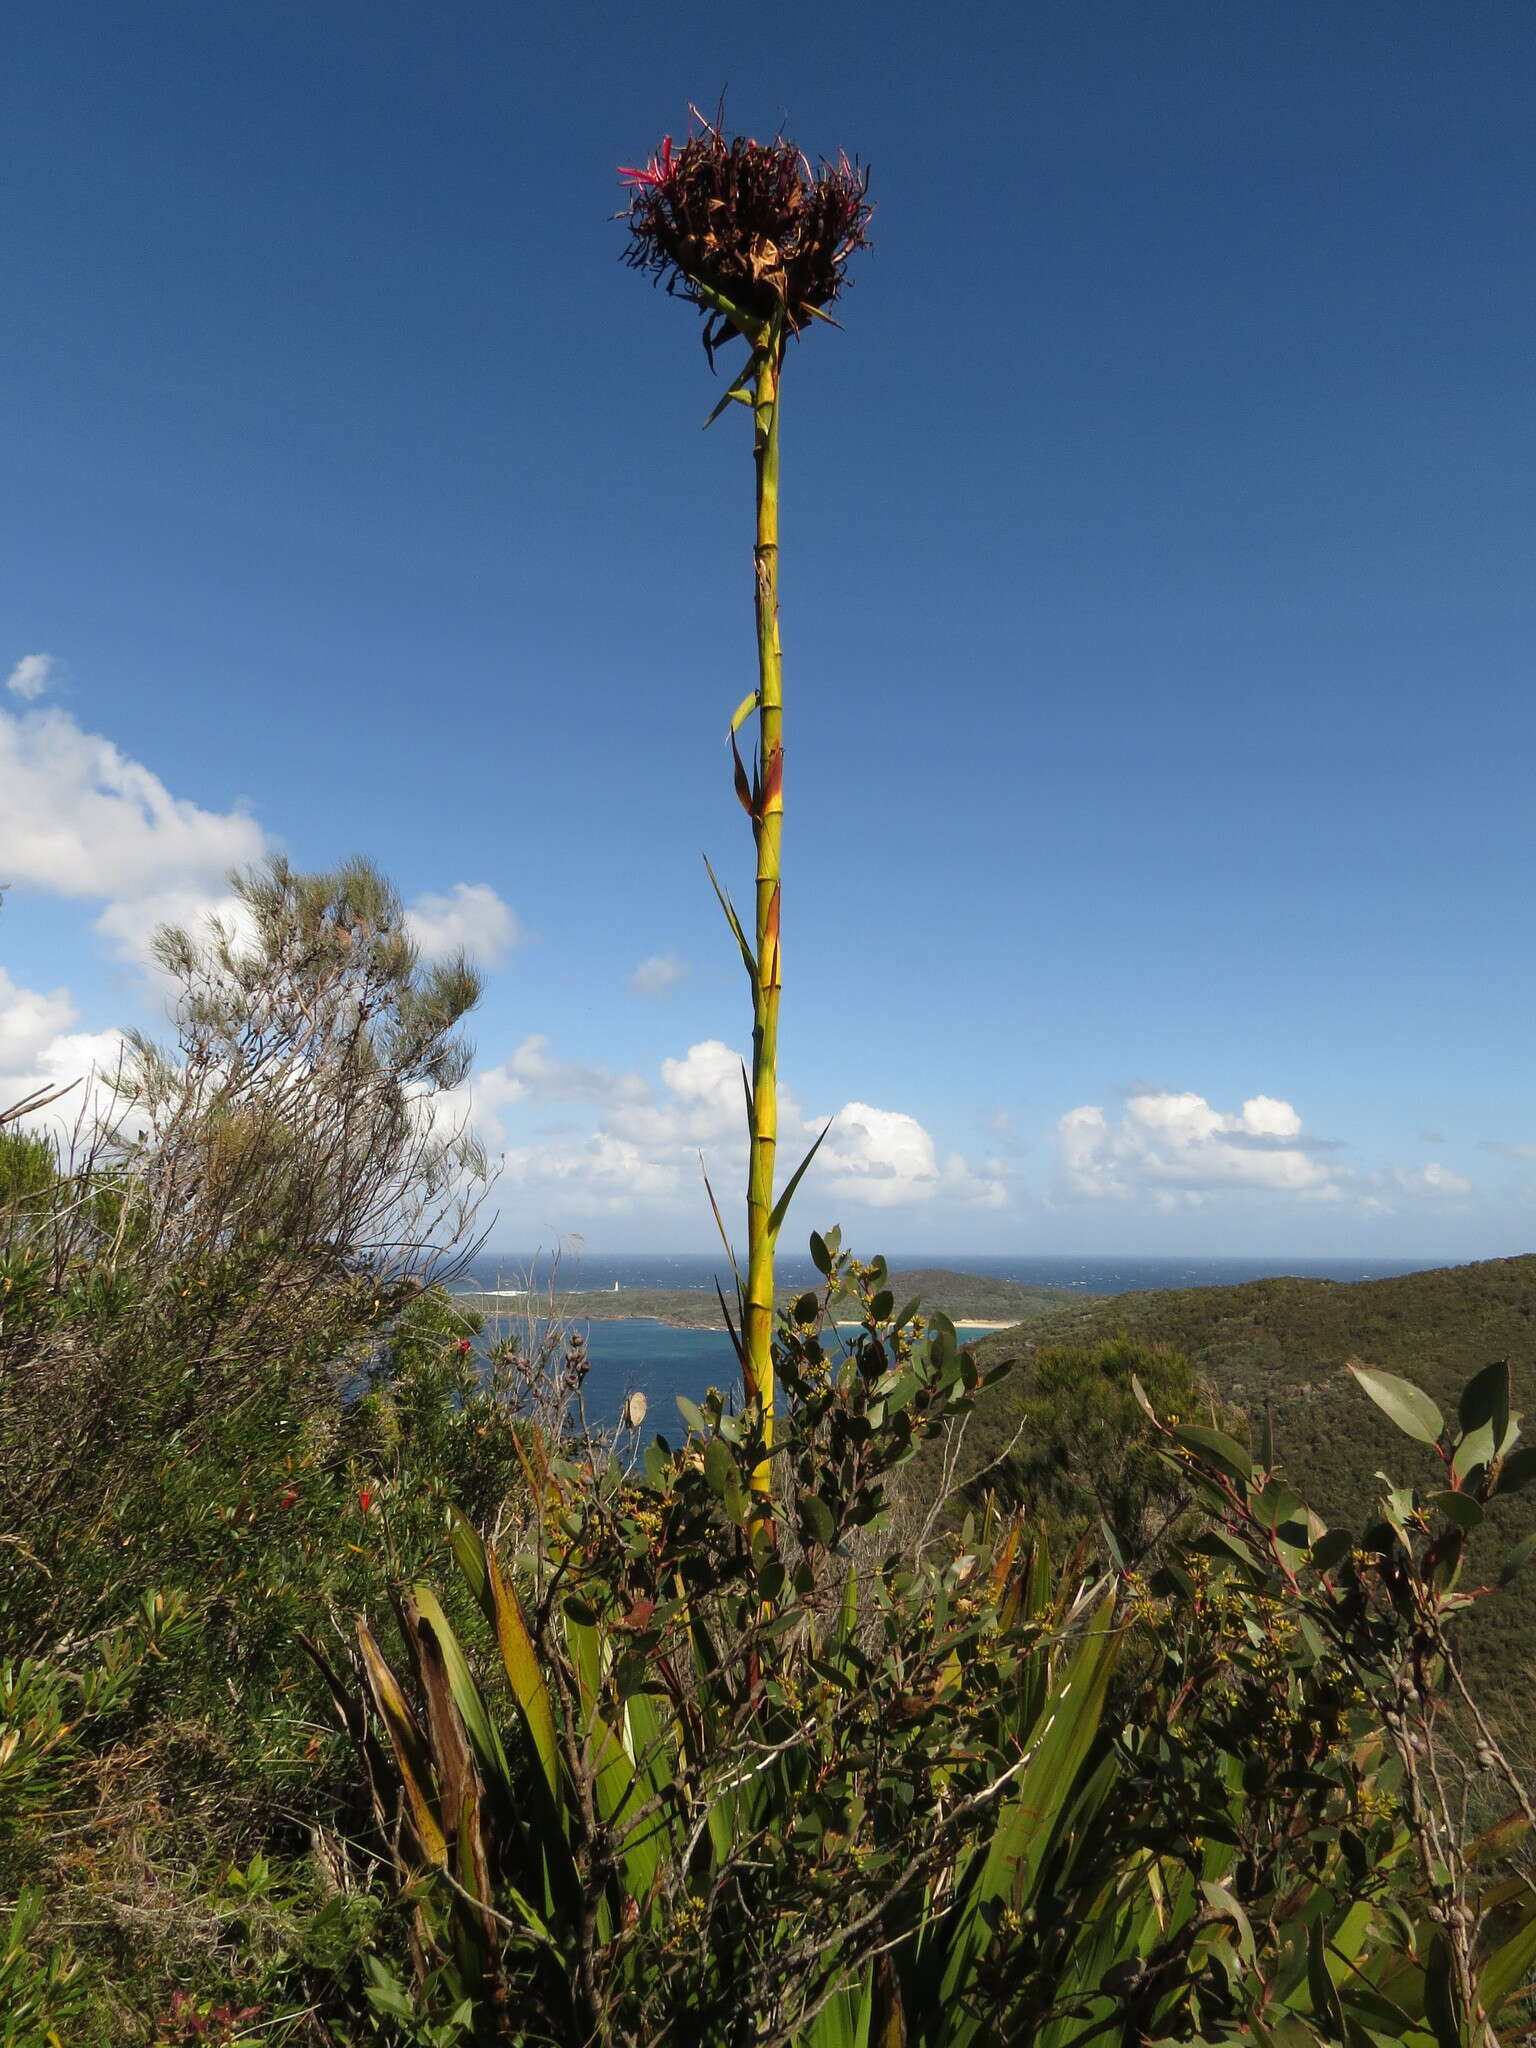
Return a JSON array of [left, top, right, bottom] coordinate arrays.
[[358, 1488, 374, 1513], [457, 1337, 473, 1355], [276, 1486, 298, 1509]]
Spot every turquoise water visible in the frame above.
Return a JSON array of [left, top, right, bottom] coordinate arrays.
[[457, 1250, 1458, 1429]]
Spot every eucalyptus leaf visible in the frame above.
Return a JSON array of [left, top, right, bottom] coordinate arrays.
[[1426, 1488, 1483, 1529], [799, 1493, 835, 1547], [1348, 1362, 1444, 1446], [1451, 1418, 1495, 1482], [1495, 1444, 1536, 1495], [1458, 1357, 1511, 1443], [1171, 1423, 1253, 1483]]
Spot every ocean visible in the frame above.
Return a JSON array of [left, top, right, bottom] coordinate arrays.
[[451, 1251, 1449, 1430], [458, 1250, 1443, 1297]]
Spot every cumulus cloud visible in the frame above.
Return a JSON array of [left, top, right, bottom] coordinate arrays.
[[459, 1035, 1004, 1223], [0, 967, 126, 1134], [0, 967, 77, 1071], [819, 1102, 938, 1206], [92, 883, 255, 979], [596, 1041, 743, 1160], [2, 688, 527, 995], [497, 1130, 680, 1210], [0, 685, 258, 1108], [818, 1103, 1009, 1209], [1058, 1089, 1340, 1206], [628, 952, 688, 999], [6, 653, 57, 702], [406, 883, 522, 968], [0, 700, 267, 903]]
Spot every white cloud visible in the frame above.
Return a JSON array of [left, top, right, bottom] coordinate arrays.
[[0, 687, 257, 1114], [460, 1036, 1004, 1225], [0, 967, 126, 1136], [92, 883, 254, 979], [0, 967, 77, 1071], [1058, 1089, 1340, 1204], [628, 953, 688, 999], [1392, 1161, 1471, 1199], [507, 1035, 650, 1109], [498, 1130, 680, 1209], [406, 883, 522, 968], [597, 1040, 744, 1159], [1, 694, 525, 995], [819, 1102, 938, 1207], [0, 701, 266, 901], [456, 1035, 652, 1148], [815, 1103, 1009, 1209], [6, 653, 57, 702], [1233, 1094, 1303, 1139]]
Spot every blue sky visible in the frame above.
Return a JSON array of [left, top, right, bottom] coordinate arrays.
[[3, 0, 1534, 1258]]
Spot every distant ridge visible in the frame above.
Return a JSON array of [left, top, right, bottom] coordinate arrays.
[[968, 1253, 1536, 1417]]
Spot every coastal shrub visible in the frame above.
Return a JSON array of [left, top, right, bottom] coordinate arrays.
[[0, 859, 497, 2039], [0, 856, 483, 1650], [968, 1334, 1197, 1561], [315, 1241, 1536, 2046]]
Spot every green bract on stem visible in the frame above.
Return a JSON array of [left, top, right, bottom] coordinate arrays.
[[620, 109, 872, 1505]]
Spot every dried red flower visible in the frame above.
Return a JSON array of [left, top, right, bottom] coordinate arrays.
[[618, 135, 675, 190], [620, 109, 872, 346]]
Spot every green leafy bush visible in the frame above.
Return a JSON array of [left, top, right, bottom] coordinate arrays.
[[965, 1334, 1197, 1560], [318, 1243, 1536, 2046]]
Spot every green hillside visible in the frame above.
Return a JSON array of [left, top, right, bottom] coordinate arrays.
[[959, 1255, 1536, 1733]]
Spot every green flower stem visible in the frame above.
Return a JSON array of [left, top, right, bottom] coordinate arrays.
[[744, 341, 783, 1495]]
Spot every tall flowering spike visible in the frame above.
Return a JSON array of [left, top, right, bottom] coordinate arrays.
[[620, 113, 873, 345], [620, 111, 869, 1514]]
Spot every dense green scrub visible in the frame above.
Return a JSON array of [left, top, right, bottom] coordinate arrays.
[[0, 862, 510, 2041], [960, 1259, 1536, 1735]]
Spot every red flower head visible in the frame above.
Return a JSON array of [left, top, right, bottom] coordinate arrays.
[[619, 106, 872, 349], [358, 1488, 374, 1514], [277, 1486, 298, 1509], [457, 1336, 473, 1355]]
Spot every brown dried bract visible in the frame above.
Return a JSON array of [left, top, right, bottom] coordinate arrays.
[[620, 111, 872, 348]]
